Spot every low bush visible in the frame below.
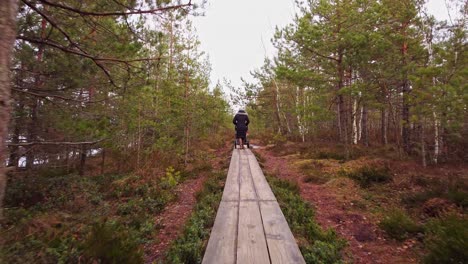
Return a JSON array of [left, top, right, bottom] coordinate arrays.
[[266, 175, 345, 263], [379, 208, 422, 241], [343, 165, 392, 188], [316, 151, 346, 161], [2, 172, 174, 263], [423, 214, 468, 264], [83, 221, 143, 263], [402, 184, 467, 210], [160, 166, 181, 189], [165, 172, 225, 264], [303, 172, 333, 184]]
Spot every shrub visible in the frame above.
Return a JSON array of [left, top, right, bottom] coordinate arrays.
[[344, 165, 392, 187], [2, 172, 165, 264], [402, 184, 467, 210], [316, 151, 346, 161], [379, 209, 421, 241], [402, 189, 443, 208], [424, 214, 468, 264], [447, 187, 468, 209], [267, 175, 345, 263], [272, 133, 287, 146], [165, 173, 225, 263], [160, 166, 181, 189], [303, 173, 332, 184], [83, 221, 143, 264]]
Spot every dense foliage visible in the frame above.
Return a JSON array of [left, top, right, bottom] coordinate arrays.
[[8, 0, 230, 174], [2, 171, 179, 263], [244, 0, 467, 165]]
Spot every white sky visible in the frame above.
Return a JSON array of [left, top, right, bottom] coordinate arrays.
[[192, 0, 458, 89]]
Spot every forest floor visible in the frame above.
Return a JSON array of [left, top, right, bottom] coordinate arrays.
[[144, 175, 207, 263], [253, 140, 467, 264], [140, 139, 466, 263], [144, 144, 230, 263]]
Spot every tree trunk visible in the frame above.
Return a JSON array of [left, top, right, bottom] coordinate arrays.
[[8, 114, 20, 167], [26, 101, 38, 169], [79, 145, 86, 176], [381, 107, 388, 145], [100, 148, 105, 175], [421, 120, 427, 167], [137, 100, 141, 168], [362, 104, 369, 147], [433, 111, 439, 164], [352, 98, 358, 144], [26, 16, 47, 169], [8, 67, 25, 167], [273, 80, 283, 135], [401, 27, 411, 153], [0, 0, 19, 218], [65, 146, 70, 173]]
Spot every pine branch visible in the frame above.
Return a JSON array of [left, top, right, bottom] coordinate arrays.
[[34, 0, 192, 17], [16, 36, 161, 64]]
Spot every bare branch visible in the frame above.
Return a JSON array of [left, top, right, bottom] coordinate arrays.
[[35, 0, 192, 17], [8, 139, 105, 147], [12, 88, 109, 103], [17, 36, 161, 63], [305, 47, 339, 62], [22, 0, 84, 52]]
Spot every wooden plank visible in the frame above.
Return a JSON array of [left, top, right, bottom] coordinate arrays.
[[222, 150, 240, 201], [202, 201, 238, 264], [237, 201, 270, 264], [246, 149, 276, 201], [238, 151, 256, 200], [260, 201, 306, 264]]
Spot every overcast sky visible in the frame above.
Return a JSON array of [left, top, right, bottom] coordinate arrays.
[[191, 0, 458, 89]]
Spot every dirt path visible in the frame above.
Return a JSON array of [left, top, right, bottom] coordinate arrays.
[[144, 175, 207, 263], [255, 146, 418, 264], [144, 145, 230, 263]]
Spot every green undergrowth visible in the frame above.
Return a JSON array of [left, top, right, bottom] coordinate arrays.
[[266, 175, 346, 264], [402, 176, 468, 210], [423, 213, 468, 264], [164, 171, 225, 264], [378, 208, 422, 241], [1, 166, 188, 263], [339, 164, 392, 188]]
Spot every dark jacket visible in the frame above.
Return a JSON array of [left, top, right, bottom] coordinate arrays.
[[233, 110, 250, 132]]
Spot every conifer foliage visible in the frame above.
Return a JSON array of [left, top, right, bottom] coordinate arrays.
[[1, 0, 229, 216], [245, 0, 467, 164]]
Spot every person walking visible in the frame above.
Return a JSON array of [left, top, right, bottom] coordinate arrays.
[[233, 109, 250, 149]]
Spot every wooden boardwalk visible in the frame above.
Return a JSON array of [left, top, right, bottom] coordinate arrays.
[[202, 149, 305, 264]]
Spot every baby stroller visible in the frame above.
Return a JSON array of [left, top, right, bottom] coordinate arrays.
[[234, 128, 250, 149]]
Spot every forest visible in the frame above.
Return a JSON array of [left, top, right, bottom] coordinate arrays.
[[0, 0, 466, 263]]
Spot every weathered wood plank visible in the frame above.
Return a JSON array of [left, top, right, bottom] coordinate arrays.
[[202, 201, 238, 264], [260, 201, 306, 264], [237, 201, 270, 264], [222, 150, 240, 201], [246, 149, 276, 201], [239, 151, 256, 200], [203, 149, 305, 264]]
